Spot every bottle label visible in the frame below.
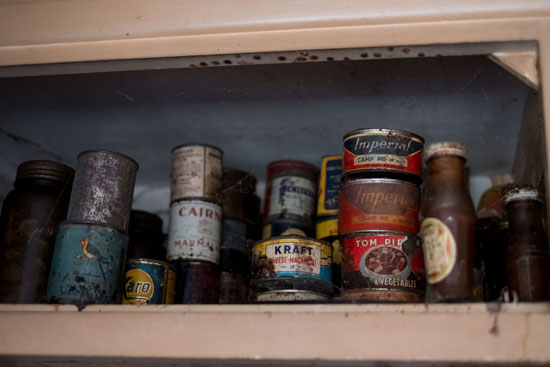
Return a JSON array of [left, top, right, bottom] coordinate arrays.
[[419, 218, 457, 284]]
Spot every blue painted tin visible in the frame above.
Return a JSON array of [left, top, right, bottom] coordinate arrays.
[[316, 156, 342, 217], [47, 224, 128, 305], [123, 259, 176, 305]]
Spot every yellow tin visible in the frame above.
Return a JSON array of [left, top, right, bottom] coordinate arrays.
[[316, 156, 342, 217]]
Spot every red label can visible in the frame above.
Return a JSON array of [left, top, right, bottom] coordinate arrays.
[[339, 178, 420, 235], [343, 128, 424, 182], [341, 232, 425, 301]]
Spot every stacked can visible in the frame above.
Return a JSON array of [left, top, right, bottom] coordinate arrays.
[[47, 150, 138, 305], [315, 156, 343, 288], [252, 160, 334, 302], [166, 144, 223, 304], [219, 168, 261, 303], [339, 129, 426, 302], [261, 160, 319, 238], [123, 211, 175, 305]]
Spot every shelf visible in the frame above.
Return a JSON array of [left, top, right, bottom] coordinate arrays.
[[0, 303, 548, 366]]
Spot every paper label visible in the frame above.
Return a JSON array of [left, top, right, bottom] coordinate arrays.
[[419, 218, 457, 284]]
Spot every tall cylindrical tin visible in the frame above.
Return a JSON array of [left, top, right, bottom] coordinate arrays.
[[251, 236, 333, 295], [262, 160, 319, 224], [316, 216, 341, 288], [66, 150, 138, 234], [167, 199, 222, 264], [0, 160, 74, 303], [47, 224, 128, 305], [222, 168, 261, 227], [262, 219, 314, 239], [219, 218, 254, 303], [171, 144, 223, 203], [172, 260, 219, 304], [340, 231, 425, 302], [342, 128, 424, 183], [123, 259, 176, 305], [127, 210, 165, 261], [339, 178, 420, 235], [317, 156, 342, 218]]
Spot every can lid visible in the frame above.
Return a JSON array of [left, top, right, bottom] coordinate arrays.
[[171, 143, 224, 155], [223, 167, 257, 192], [267, 160, 319, 176], [16, 160, 75, 183], [425, 142, 467, 160], [77, 150, 139, 170], [502, 186, 541, 205], [342, 128, 425, 143]]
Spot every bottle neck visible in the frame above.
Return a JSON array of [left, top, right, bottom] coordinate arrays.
[[426, 156, 467, 186]]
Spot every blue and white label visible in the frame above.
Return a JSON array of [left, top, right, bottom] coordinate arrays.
[[268, 175, 316, 219]]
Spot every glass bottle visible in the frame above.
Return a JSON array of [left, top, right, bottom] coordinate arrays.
[[503, 187, 549, 302], [419, 142, 476, 302], [0, 160, 74, 303]]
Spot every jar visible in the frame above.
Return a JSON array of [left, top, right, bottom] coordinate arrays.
[[0, 160, 74, 303], [419, 142, 476, 302]]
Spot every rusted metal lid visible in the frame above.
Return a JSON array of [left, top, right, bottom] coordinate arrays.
[[425, 141, 467, 160], [16, 160, 74, 183], [502, 186, 541, 205], [343, 128, 425, 143], [223, 167, 257, 193]]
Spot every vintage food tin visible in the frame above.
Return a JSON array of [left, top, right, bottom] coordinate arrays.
[[222, 168, 261, 227], [255, 289, 330, 302], [167, 199, 222, 264], [219, 272, 248, 304], [66, 150, 138, 234], [262, 220, 314, 239], [339, 178, 420, 235], [47, 224, 128, 305], [263, 160, 319, 223], [343, 128, 424, 182], [267, 171, 317, 225], [316, 216, 341, 287], [123, 259, 176, 305], [172, 260, 219, 304], [340, 231, 425, 302], [127, 210, 165, 261], [222, 218, 250, 253], [317, 156, 342, 217], [251, 236, 332, 285], [171, 144, 223, 203], [0, 160, 74, 303]]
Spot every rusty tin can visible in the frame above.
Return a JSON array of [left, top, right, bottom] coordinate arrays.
[[167, 199, 222, 264], [316, 216, 341, 288], [343, 129, 424, 182], [251, 236, 333, 293], [66, 150, 139, 234], [172, 260, 219, 304], [123, 259, 176, 305], [255, 289, 330, 302], [171, 144, 223, 203], [317, 156, 342, 217], [340, 231, 425, 302], [47, 224, 128, 305], [263, 160, 319, 223], [222, 168, 261, 227], [339, 178, 420, 235], [262, 220, 314, 239]]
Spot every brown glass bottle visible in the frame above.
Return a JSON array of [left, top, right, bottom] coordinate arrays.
[[503, 188, 549, 302], [0, 161, 74, 303], [172, 260, 220, 304], [127, 210, 166, 261], [420, 142, 476, 302]]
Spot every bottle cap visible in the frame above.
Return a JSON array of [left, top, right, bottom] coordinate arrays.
[[16, 160, 74, 184], [425, 142, 467, 161], [502, 186, 541, 205]]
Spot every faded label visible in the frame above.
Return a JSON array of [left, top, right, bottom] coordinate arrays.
[[265, 242, 322, 275], [167, 200, 222, 264], [420, 218, 457, 284], [268, 175, 316, 219], [171, 146, 223, 201]]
